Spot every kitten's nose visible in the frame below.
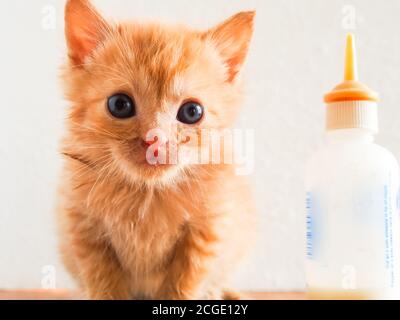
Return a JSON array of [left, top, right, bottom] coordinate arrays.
[[141, 138, 157, 148], [141, 137, 163, 157]]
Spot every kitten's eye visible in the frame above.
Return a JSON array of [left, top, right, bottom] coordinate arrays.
[[107, 94, 136, 119], [177, 101, 204, 124]]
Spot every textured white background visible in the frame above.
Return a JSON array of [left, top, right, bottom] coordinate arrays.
[[1, 0, 400, 291]]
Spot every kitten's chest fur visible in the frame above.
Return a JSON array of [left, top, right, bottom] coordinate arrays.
[[76, 168, 212, 273], [105, 187, 193, 272], [84, 171, 215, 297]]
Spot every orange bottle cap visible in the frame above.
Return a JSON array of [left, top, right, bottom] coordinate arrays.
[[324, 33, 378, 103]]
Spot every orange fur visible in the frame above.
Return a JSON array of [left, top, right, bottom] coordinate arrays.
[[59, 0, 256, 300]]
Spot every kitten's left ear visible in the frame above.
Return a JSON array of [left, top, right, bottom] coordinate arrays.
[[65, 0, 111, 65], [205, 11, 255, 82]]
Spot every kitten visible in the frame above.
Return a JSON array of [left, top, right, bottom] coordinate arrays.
[[59, 0, 256, 300]]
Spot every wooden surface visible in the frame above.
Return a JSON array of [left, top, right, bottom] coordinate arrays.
[[0, 290, 306, 300]]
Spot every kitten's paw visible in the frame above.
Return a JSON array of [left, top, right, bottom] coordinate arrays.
[[202, 290, 224, 300], [222, 290, 242, 300]]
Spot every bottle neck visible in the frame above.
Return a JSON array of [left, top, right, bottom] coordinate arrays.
[[326, 128, 375, 144]]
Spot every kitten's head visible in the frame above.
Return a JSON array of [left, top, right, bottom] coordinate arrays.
[[62, 0, 254, 185]]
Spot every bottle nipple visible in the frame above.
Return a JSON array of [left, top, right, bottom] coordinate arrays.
[[324, 33, 378, 103]]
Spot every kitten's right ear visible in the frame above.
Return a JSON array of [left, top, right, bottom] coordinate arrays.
[[65, 0, 110, 65]]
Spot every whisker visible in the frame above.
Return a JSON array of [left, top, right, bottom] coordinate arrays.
[[68, 120, 123, 140], [66, 153, 113, 181], [86, 158, 115, 208]]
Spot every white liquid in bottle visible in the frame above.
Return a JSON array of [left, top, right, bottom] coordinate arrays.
[[305, 34, 400, 300]]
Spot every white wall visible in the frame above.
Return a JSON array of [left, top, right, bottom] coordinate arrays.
[[1, 0, 400, 291]]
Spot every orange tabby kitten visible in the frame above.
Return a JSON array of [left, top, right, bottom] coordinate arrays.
[[59, 0, 256, 300]]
